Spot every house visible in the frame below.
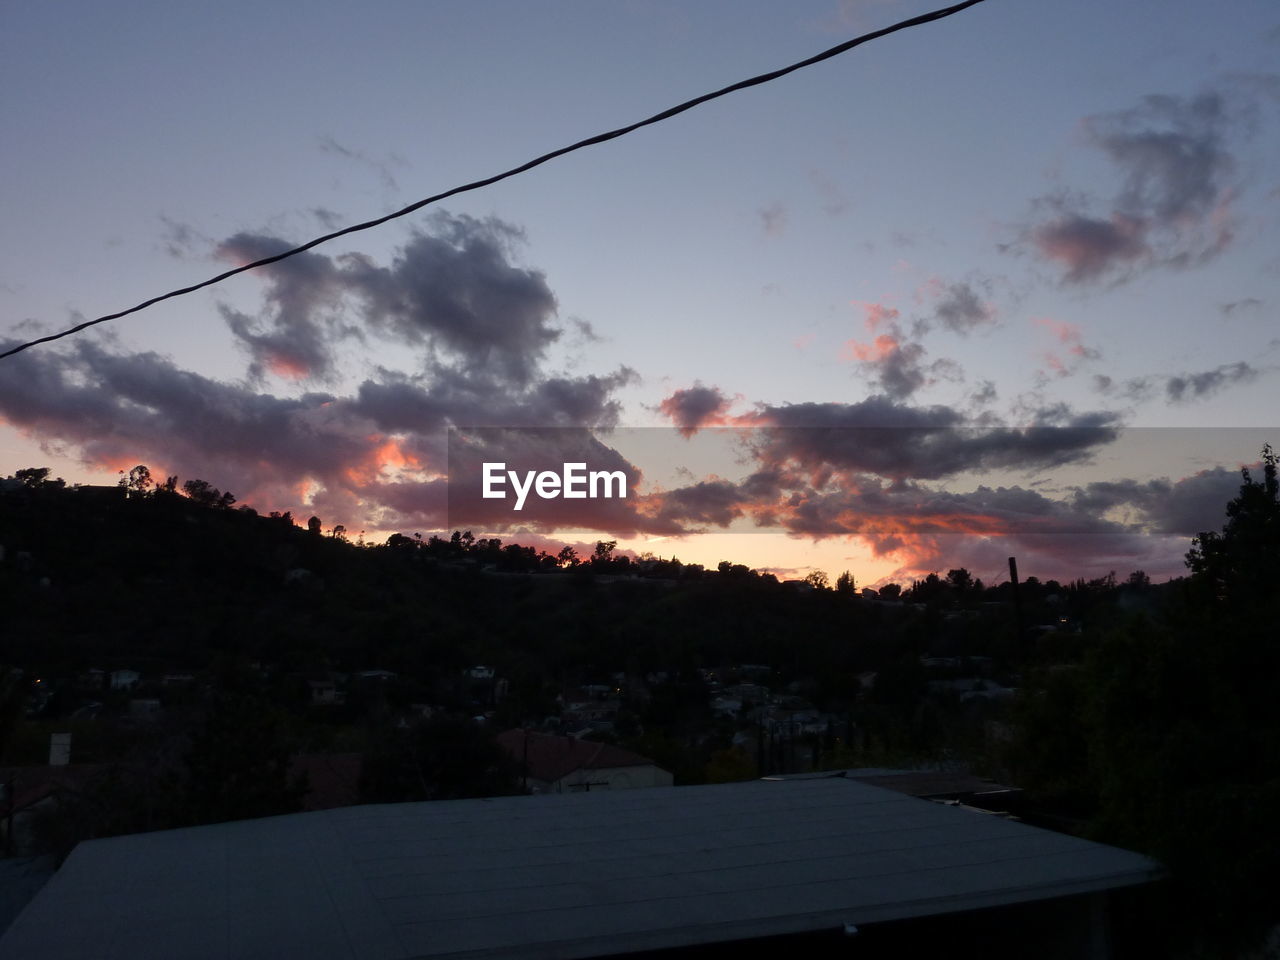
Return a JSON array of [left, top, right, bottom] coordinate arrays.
[[496, 729, 673, 793], [355, 670, 397, 682], [290, 754, 362, 811], [711, 695, 743, 718], [307, 678, 339, 705], [108, 669, 139, 691], [0, 764, 110, 856], [0, 775, 1164, 959], [127, 699, 161, 720]]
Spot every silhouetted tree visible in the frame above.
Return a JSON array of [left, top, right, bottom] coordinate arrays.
[[1186, 443, 1279, 604], [1011, 444, 1280, 951], [182, 692, 307, 825], [120, 464, 153, 496], [360, 715, 522, 803], [182, 478, 234, 509], [1124, 569, 1151, 589], [14, 467, 54, 488], [804, 570, 830, 590]]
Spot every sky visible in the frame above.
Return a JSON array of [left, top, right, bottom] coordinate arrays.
[[2, 0, 1278, 586]]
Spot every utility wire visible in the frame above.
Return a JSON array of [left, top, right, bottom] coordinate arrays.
[[1, 0, 986, 362]]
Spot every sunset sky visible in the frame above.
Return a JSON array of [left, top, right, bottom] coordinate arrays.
[[3, 0, 1278, 586]]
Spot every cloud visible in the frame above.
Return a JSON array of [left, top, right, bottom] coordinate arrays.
[[317, 135, 400, 192], [1031, 213, 1148, 284], [0, 211, 642, 538], [342, 213, 560, 386], [1070, 463, 1251, 536], [1164, 361, 1258, 402], [809, 170, 850, 216], [1027, 89, 1245, 284], [970, 380, 998, 407], [740, 396, 1120, 482], [1032, 317, 1101, 378], [842, 301, 962, 399], [158, 216, 212, 260], [844, 333, 927, 399], [217, 233, 353, 380], [311, 207, 344, 229], [1093, 360, 1262, 405], [568, 317, 602, 343], [3, 322, 1234, 583], [658, 384, 734, 437], [0, 339, 374, 507], [644, 464, 1197, 582], [1090, 92, 1235, 224], [647, 478, 746, 529], [759, 203, 787, 237], [931, 280, 997, 335], [217, 213, 562, 388], [0, 334, 645, 537], [1219, 297, 1263, 317]]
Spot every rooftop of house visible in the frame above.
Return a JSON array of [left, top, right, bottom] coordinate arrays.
[[0, 774, 1163, 960], [496, 729, 659, 784]]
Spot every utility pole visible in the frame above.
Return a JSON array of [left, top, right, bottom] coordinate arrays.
[[1008, 556, 1024, 660]]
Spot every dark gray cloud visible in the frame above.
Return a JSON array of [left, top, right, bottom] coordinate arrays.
[[1070, 464, 1247, 536], [219, 213, 561, 387], [352, 365, 633, 440], [217, 233, 352, 380], [1092, 92, 1234, 223], [746, 397, 1120, 481], [1028, 89, 1245, 284], [844, 307, 941, 400], [647, 478, 745, 529], [1093, 360, 1261, 405], [875, 340, 929, 399], [658, 384, 733, 437], [933, 281, 996, 335], [1031, 213, 1148, 284], [0, 339, 370, 497], [342, 214, 560, 386], [1165, 361, 1258, 402]]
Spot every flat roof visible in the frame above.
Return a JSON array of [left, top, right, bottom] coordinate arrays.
[[0, 775, 1162, 960]]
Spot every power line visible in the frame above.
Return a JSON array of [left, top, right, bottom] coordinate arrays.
[[1, 0, 986, 362]]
